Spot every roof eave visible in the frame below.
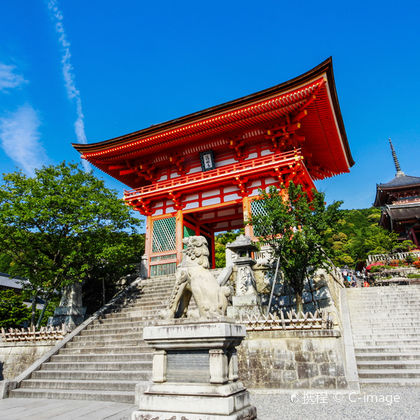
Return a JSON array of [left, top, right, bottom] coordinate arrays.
[[73, 58, 353, 168]]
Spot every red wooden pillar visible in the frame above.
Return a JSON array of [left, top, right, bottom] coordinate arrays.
[[175, 210, 184, 265], [145, 215, 152, 277]]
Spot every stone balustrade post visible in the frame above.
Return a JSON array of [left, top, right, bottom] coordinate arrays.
[[209, 349, 228, 384], [152, 350, 167, 383], [228, 350, 239, 382]]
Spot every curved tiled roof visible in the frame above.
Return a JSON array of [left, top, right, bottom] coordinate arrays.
[[378, 174, 420, 189]]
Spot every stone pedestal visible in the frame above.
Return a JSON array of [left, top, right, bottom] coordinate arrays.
[[49, 282, 86, 330], [49, 305, 86, 330], [132, 320, 257, 420]]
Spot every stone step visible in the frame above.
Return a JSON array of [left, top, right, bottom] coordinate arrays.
[[352, 330, 419, 336], [124, 300, 169, 308], [352, 334, 419, 341], [81, 325, 144, 335], [357, 361, 420, 370], [350, 320, 420, 326], [353, 339, 420, 347], [349, 298, 420, 306], [348, 299, 420, 304], [139, 285, 174, 292], [40, 361, 151, 371], [103, 310, 160, 326], [347, 285, 420, 290], [121, 304, 168, 311], [352, 331, 419, 338], [72, 331, 143, 341], [347, 294, 420, 298], [359, 377, 420, 385], [65, 338, 143, 347], [92, 316, 154, 326], [355, 352, 420, 361], [348, 309, 420, 315], [19, 378, 145, 392], [85, 320, 145, 330], [137, 291, 171, 296], [347, 294, 420, 299], [355, 345, 420, 353], [350, 325, 419, 332], [50, 353, 153, 363], [103, 311, 161, 320], [348, 307, 420, 312], [100, 310, 159, 319], [9, 388, 135, 403], [31, 369, 150, 381], [350, 311, 420, 316], [358, 369, 420, 378], [59, 345, 152, 354]]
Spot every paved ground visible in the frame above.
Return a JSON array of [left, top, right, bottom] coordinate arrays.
[[0, 386, 418, 420]]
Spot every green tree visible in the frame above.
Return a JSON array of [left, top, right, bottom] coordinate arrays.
[[0, 162, 142, 326], [250, 182, 342, 313], [325, 208, 414, 268], [82, 232, 145, 314], [0, 290, 31, 328], [214, 230, 243, 268]]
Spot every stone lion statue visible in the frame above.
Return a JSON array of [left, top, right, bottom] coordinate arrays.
[[164, 236, 231, 319]]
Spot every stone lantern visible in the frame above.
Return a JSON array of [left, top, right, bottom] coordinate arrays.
[[226, 235, 261, 317]]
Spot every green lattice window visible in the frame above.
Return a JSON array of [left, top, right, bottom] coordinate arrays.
[[251, 199, 268, 217], [251, 199, 269, 237], [152, 217, 176, 252], [151, 262, 177, 276]]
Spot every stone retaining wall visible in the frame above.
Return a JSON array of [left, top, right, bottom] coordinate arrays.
[[238, 330, 348, 390], [0, 341, 56, 380]]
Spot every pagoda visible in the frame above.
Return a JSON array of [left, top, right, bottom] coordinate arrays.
[[73, 58, 354, 277], [373, 139, 420, 247]]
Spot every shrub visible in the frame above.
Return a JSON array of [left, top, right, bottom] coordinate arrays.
[[369, 265, 384, 273], [366, 261, 384, 271], [405, 253, 417, 264], [413, 259, 420, 269]]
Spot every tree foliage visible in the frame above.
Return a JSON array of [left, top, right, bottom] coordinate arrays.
[[0, 290, 31, 328], [214, 230, 243, 268], [250, 183, 342, 312], [0, 162, 143, 325], [326, 208, 415, 269]]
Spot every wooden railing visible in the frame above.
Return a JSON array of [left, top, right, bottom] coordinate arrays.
[[124, 149, 302, 199], [240, 310, 332, 331], [1, 325, 67, 342]]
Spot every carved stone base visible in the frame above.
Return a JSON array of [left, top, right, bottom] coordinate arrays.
[[48, 305, 86, 330], [227, 295, 262, 318], [132, 405, 257, 420], [132, 320, 256, 420]]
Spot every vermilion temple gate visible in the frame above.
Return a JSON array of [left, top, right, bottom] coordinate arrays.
[[74, 58, 353, 277]]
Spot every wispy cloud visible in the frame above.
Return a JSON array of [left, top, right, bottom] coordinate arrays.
[[0, 105, 48, 175], [46, 0, 89, 171], [0, 63, 27, 92]]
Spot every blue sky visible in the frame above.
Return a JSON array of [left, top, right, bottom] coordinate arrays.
[[1, 0, 419, 221]]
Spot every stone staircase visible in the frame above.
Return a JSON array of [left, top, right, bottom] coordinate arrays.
[[346, 285, 420, 386], [9, 275, 177, 403]]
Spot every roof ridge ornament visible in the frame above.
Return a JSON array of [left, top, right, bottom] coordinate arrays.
[[388, 138, 405, 177]]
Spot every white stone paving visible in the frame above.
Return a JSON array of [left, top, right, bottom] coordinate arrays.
[[1, 386, 419, 419]]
